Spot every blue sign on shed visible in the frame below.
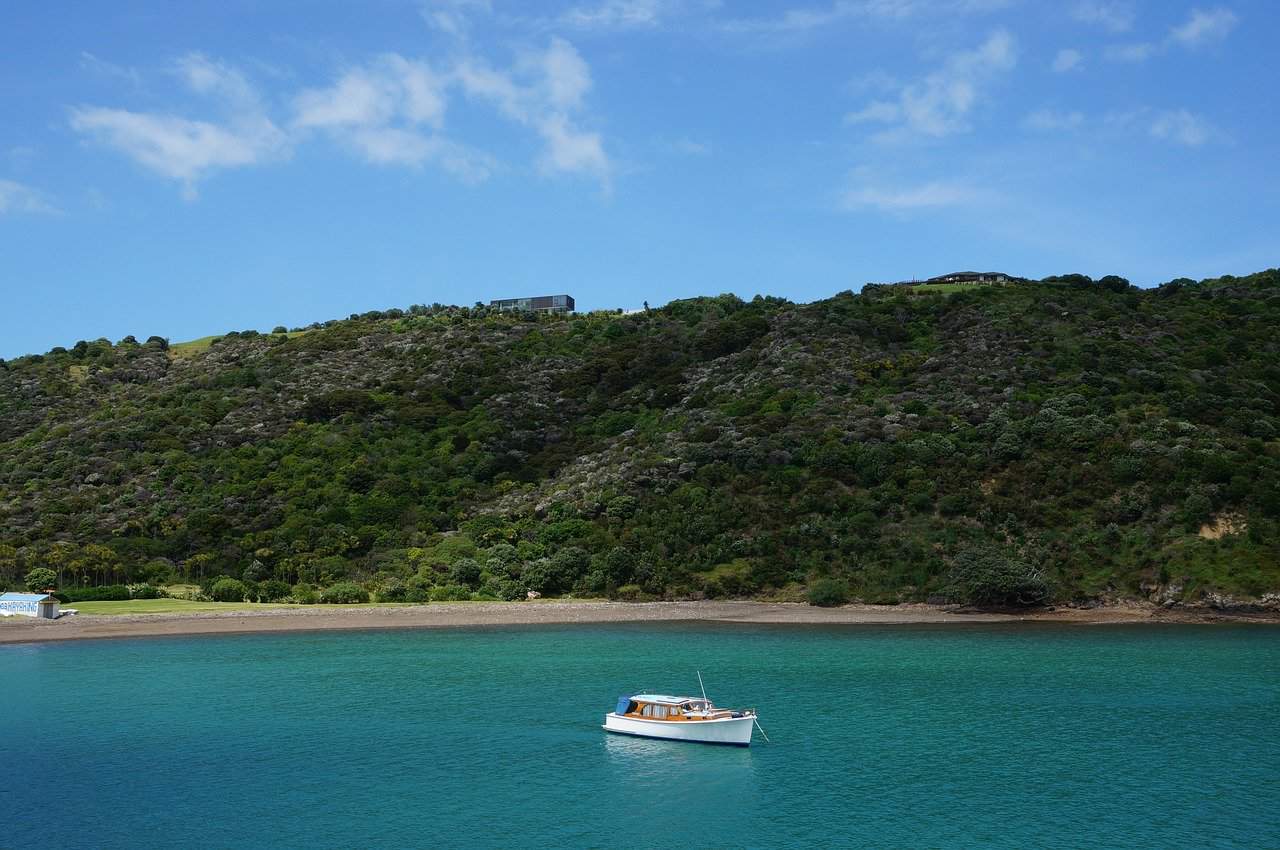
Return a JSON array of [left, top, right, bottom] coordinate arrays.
[[0, 592, 60, 619]]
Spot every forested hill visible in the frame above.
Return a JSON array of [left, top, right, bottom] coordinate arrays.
[[2, 270, 1279, 606]]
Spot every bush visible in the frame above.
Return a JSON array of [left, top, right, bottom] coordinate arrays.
[[210, 578, 249, 602], [129, 583, 161, 599], [319, 582, 369, 604], [807, 578, 850, 607], [375, 578, 408, 602], [257, 579, 292, 602], [428, 584, 472, 602], [404, 587, 430, 603], [495, 580, 526, 601], [946, 547, 1050, 608], [291, 583, 319, 604]]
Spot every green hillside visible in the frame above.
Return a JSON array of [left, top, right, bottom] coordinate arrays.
[[2, 270, 1279, 606]]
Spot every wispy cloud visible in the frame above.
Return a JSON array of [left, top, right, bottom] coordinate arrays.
[[453, 37, 610, 182], [1170, 7, 1238, 47], [1106, 42, 1157, 62], [421, 0, 492, 36], [842, 174, 990, 212], [1107, 6, 1239, 62], [1147, 109, 1215, 147], [1051, 49, 1083, 72], [0, 179, 59, 215], [1022, 108, 1084, 131], [289, 55, 487, 176], [559, 0, 666, 30], [80, 51, 142, 86], [1022, 105, 1220, 147], [718, 0, 1011, 36], [1070, 1, 1135, 33], [71, 30, 612, 195], [657, 137, 711, 156], [845, 29, 1016, 141], [70, 55, 288, 199]]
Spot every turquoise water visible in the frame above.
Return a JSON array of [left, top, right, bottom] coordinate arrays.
[[2, 623, 1279, 849]]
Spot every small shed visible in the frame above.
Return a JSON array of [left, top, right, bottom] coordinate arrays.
[[0, 592, 61, 619]]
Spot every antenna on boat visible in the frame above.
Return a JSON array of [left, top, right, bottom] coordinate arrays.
[[697, 670, 709, 705]]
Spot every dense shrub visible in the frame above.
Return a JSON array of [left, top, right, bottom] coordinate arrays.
[[806, 578, 850, 607], [291, 583, 319, 604], [128, 583, 161, 599], [429, 584, 472, 602], [61, 585, 131, 602], [210, 578, 249, 602], [257, 579, 292, 602], [319, 582, 369, 604]]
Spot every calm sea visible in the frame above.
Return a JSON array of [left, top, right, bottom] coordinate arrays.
[[2, 623, 1278, 849]]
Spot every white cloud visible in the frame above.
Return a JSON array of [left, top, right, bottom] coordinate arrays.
[[72, 38, 611, 193], [70, 55, 287, 198], [291, 58, 495, 176], [454, 38, 611, 181], [1023, 108, 1085, 131], [560, 0, 665, 30], [293, 39, 608, 183], [0, 179, 58, 215], [1070, 1, 1135, 32], [292, 54, 454, 171], [176, 54, 260, 109], [1170, 7, 1238, 47], [1148, 109, 1213, 146], [70, 108, 286, 198], [846, 29, 1016, 140], [1052, 49, 1083, 72], [842, 177, 982, 212]]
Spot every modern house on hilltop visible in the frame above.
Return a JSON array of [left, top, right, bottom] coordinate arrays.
[[927, 271, 1011, 285], [490, 294, 575, 314]]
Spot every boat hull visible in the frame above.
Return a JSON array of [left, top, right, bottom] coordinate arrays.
[[602, 713, 754, 746]]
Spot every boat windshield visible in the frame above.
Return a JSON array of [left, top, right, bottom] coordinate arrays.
[[682, 701, 711, 711]]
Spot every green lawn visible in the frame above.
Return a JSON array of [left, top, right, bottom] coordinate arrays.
[[170, 330, 310, 358], [911, 282, 990, 293], [70, 599, 286, 615]]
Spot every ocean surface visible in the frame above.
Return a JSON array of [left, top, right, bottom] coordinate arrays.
[[2, 623, 1278, 849]]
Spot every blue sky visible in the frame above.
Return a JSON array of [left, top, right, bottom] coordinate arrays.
[[2, 0, 1277, 357]]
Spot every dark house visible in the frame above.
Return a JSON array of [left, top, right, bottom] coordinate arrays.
[[489, 294, 575, 314], [927, 271, 1011, 285]]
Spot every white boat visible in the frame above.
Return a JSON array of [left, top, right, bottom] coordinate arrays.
[[602, 692, 759, 747]]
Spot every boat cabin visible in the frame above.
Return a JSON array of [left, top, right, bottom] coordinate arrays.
[[615, 694, 734, 722]]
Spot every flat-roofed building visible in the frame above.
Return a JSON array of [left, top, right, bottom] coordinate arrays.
[[490, 294, 575, 314], [0, 592, 60, 619]]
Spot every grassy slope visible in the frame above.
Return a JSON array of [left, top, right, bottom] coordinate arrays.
[[69, 599, 284, 614]]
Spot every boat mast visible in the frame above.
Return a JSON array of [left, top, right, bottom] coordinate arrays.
[[697, 670, 709, 707]]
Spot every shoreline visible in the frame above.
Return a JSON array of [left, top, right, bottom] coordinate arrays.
[[2, 599, 1277, 645]]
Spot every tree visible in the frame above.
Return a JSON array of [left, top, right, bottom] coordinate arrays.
[[946, 547, 1050, 608], [25, 567, 58, 592]]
